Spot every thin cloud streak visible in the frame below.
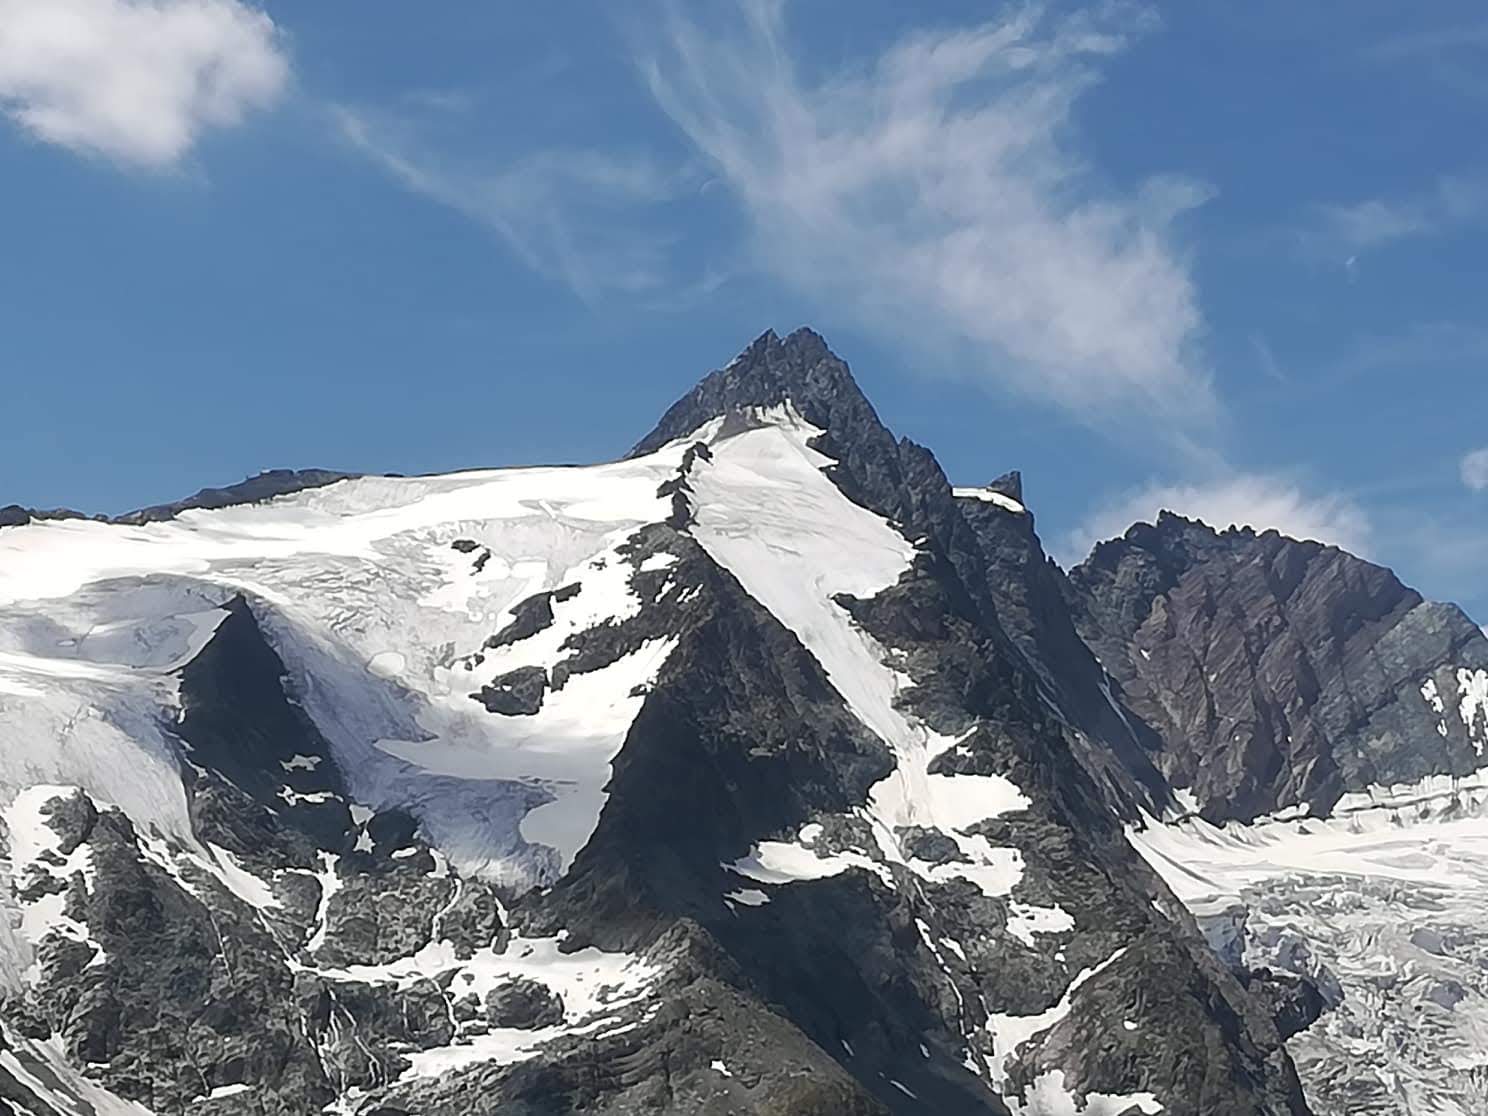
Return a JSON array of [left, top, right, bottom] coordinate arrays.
[[640, 0, 1217, 429], [1302, 176, 1488, 265], [1462, 448, 1488, 493], [335, 106, 688, 302]]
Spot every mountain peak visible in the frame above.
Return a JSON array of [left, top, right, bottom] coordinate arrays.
[[630, 326, 879, 458], [988, 469, 1023, 503]]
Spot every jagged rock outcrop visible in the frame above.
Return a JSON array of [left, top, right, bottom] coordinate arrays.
[[953, 481, 1171, 820], [1064, 511, 1488, 821]]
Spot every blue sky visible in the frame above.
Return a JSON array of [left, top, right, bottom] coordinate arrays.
[[2, 0, 1486, 619]]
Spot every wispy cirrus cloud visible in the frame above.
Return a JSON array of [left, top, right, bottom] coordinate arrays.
[[0, 0, 289, 169], [639, 0, 1217, 428], [335, 105, 691, 301], [1063, 472, 1373, 564], [1362, 22, 1488, 101], [1303, 176, 1488, 270], [1462, 448, 1488, 492]]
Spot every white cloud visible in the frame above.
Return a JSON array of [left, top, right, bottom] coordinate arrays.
[[0, 0, 288, 168], [1063, 473, 1373, 564], [335, 106, 688, 301], [1306, 177, 1488, 262], [1463, 448, 1488, 492], [640, 0, 1215, 426]]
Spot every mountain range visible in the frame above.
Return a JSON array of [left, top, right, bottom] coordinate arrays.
[[1, 328, 1483, 1116]]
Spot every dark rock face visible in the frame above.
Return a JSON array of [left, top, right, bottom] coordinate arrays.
[[1064, 512, 1488, 821], [485, 978, 564, 1029], [987, 471, 1023, 502], [954, 489, 1170, 820], [483, 585, 579, 650], [1242, 970, 1328, 1043], [473, 665, 549, 715], [0, 504, 93, 529], [176, 595, 354, 852]]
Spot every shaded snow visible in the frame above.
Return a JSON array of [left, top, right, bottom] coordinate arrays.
[[1133, 769, 1488, 1115]]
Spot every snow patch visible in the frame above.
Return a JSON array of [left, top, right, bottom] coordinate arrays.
[[728, 833, 895, 888], [1, 785, 106, 985], [724, 887, 769, 907], [1170, 787, 1200, 819], [953, 487, 1027, 514], [1457, 668, 1488, 751], [304, 852, 341, 954], [301, 931, 659, 1080], [1006, 902, 1075, 947], [367, 650, 406, 678], [203, 1082, 253, 1100]]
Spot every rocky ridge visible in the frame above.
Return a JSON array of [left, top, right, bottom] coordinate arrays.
[[1, 327, 1479, 1115]]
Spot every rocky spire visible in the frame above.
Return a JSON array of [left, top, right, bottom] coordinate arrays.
[[630, 327, 889, 459], [987, 469, 1023, 503]]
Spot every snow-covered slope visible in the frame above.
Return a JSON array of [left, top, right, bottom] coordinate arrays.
[[0, 444, 699, 893], [0, 328, 1317, 1116], [1133, 773, 1488, 1116]]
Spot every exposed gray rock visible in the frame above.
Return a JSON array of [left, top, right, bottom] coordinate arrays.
[[1065, 512, 1488, 821], [485, 978, 564, 1029], [472, 665, 548, 716], [312, 867, 456, 968]]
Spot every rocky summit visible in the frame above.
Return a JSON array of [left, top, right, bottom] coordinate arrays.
[[0, 329, 1482, 1116]]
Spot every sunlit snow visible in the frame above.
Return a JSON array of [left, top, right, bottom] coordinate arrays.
[[0, 439, 703, 894]]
